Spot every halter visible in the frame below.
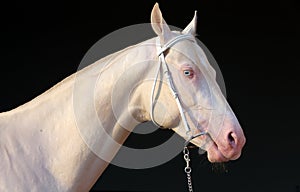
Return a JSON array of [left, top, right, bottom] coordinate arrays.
[[150, 34, 208, 146]]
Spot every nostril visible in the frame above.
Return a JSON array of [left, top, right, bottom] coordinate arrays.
[[228, 132, 237, 147]]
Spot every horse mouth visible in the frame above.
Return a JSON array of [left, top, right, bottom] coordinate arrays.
[[206, 141, 230, 162], [192, 133, 243, 163]]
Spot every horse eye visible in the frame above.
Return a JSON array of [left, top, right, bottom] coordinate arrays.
[[183, 70, 194, 78]]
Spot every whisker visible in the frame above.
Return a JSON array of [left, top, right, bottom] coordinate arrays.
[[211, 162, 228, 174]]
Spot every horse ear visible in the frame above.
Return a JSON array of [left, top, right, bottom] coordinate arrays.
[[151, 3, 172, 44], [182, 11, 197, 36]]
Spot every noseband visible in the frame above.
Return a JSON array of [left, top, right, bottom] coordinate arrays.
[[150, 34, 207, 146]]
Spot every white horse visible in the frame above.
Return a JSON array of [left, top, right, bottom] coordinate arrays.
[[0, 4, 245, 192]]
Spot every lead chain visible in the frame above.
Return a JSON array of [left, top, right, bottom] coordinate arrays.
[[183, 147, 194, 192]]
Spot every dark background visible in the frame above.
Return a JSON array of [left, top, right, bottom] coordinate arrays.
[[1, 0, 299, 192]]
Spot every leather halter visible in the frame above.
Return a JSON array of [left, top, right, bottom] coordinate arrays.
[[150, 34, 207, 146]]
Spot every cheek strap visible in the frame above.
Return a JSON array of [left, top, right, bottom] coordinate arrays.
[[150, 35, 207, 143]]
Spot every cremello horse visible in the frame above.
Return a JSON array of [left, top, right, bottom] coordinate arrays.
[[0, 4, 246, 192]]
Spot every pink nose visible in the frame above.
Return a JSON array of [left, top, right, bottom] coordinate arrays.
[[221, 129, 246, 160], [228, 131, 238, 148]]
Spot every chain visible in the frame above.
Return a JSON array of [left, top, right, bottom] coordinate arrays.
[[183, 147, 194, 192]]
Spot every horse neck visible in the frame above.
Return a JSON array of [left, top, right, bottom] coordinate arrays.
[[0, 38, 157, 191]]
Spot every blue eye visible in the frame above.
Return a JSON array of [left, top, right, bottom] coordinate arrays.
[[183, 70, 194, 78]]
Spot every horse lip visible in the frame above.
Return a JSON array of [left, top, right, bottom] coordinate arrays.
[[207, 135, 244, 162], [191, 134, 233, 162], [199, 132, 234, 162], [191, 127, 241, 162], [206, 141, 230, 163]]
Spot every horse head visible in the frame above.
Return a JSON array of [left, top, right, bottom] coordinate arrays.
[[149, 3, 246, 162]]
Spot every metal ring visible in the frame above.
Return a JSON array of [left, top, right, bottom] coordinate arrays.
[[184, 167, 192, 173], [184, 154, 189, 161]]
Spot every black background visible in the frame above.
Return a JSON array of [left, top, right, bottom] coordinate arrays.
[[1, 0, 299, 192]]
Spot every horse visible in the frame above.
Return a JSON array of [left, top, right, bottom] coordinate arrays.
[[0, 3, 246, 192]]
